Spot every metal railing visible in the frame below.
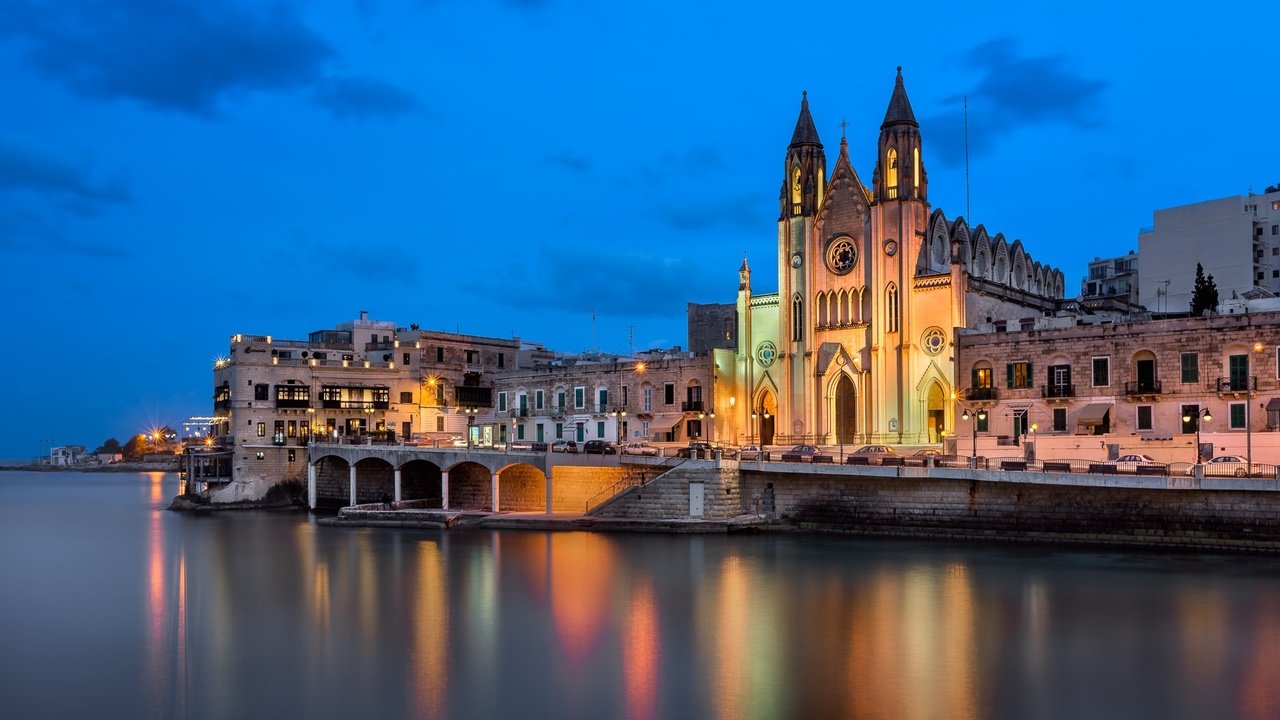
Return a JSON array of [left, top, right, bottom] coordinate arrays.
[[1123, 380, 1162, 395], [681, 400, 704, 412], [1042, 384, 1075, 398], [1213, 376, 1257, 392], [966, 387, 998, 401], [583, 455, 687, 513]]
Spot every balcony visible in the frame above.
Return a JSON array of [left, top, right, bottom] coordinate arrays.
[[1123, 380, 1163, 396], [508, 408, 529, 418], [1214, 376, 1257, 394], [1042, 384, 1075, 399], [592, 403, 608, 415], [547, 405, 567, 418], [681, 400, 705, 412], [275, 399, 311, 409], [965, 387, 998, 402], [365, 341, 396, 351], [320, 399, 390, 410]]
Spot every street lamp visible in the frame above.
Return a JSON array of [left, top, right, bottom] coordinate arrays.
[[610, 406, 627, 447], [462, 406, 481, 451], [749, 406, 771, 447], [1182, 407, 1212, 463]]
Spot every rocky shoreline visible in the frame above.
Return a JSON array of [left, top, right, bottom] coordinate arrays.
[[0, 461, 181, 473]]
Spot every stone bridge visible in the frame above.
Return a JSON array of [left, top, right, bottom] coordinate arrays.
[[306, 443, 667, 513]]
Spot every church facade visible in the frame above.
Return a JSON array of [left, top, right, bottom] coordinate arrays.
[[724, 69, 1067, 446]]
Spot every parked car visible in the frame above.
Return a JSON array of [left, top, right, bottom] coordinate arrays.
[[551, 440, 579, 454], [1113, 454, 1163, 473], [1192, 455, 1273, 478], [851, 445, 898, 463], [583, 440, 617, 455], [449, 436, 469, 448], [912, 448, 942, 456], [677, 442, 714, 458], [739, 444, 769, 461], [781, 444, 819, 462], [621, 441, 659, 456], [509, 441, 548, 452], [711, 443, 739, 459]]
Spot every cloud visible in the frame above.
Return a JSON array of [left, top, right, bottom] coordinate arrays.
[[655, 192, 765, 231], [0, 0, 334, 116], [0, 134, 131, 208], [924, 38, 1107, 166], [547, 150, 592, 173], [313, 75, 418, 119]]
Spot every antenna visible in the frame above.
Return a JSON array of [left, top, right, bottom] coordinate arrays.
[[964, 95, 971, 220], [591, 311, 597, 352], [625, 324, 636, 357]]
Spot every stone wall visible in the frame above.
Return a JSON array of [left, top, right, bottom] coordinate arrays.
[[591, 463, 743, 520], [687, 302, 737, 354], [741, 467, 1280, 550], [448, 463, 493, 510], [498, 464, 546, 512]]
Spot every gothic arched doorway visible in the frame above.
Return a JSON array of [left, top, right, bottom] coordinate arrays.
[[834, 374, 857, 444], [756, 390, 776, 446], [926, 383, 946, 443]]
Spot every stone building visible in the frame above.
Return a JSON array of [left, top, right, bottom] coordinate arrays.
[[489, 349, 716, 446], [687, 302, 737, 355], [209, 312, 518, 500], [721, 69, 1066, 447], [955, 310, 1280, 458]]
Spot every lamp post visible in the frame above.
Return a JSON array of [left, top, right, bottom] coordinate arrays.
[[462, 406, 480, 451], [610, 406, 627, 447], [1250, 341, 1263, 474], [952, 390, 988, 460], [1182, 407, 1212, 463]]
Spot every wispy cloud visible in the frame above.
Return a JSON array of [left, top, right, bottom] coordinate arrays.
[[0, 134, 130, 209], [314, 75, 418, 119], [547, 150, 592, 173], [655, 192, 765, 232], [0, 0, 333, 116], [924, 38, 1107, 166]]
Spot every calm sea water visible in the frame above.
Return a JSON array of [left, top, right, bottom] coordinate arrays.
[[1, 471, 1278, 720]]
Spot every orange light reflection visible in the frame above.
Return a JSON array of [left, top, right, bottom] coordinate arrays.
[[623, 580, 659, 720]]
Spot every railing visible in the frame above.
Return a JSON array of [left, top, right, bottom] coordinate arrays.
[[1123, 380, 1162, 395], [681, 400, 704, 412], [320, 400, 391, 410], [592, 403, 608, 414], [1042, 384, 1074, 398], [508, 408, 529, 418], [364, 341, 396, 351], [1213, 376, 1257, 392], [966, 387, 998, 401], [584, 456, 686, 513], [275, 399, 311, 409]]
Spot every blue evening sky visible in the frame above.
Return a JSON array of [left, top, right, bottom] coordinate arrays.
[[2, 0, 1278, 458]]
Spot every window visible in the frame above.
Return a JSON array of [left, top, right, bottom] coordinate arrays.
[[516, 424, 525, 440], [664, 383, 675, 405], [1273, 247, 1279, 256], [792, 295, 803, 342], [1180, 353, 1199, 383], [622, 385, 629, 405], [1180, 404, 1201, 434], [1006, 361, 1032, 389], [257, 422, 266, 437], [498, 392, 507, 412], [886, 284, 899, 333], [1136, 405, 1153, 431], [597, 421, 605, 438], [557, 390, 566, 410], [535, 390, 544, 410], [466, 350, 477, 364], [976, 413, 989, 433], [274, 420, 284, 440], [436, 416, 444, 432], [436, 347, 444, 362], [574, 387, 585, 409], [1092, 357, 1110, 387], [598, 388, 608, 410], [885, 147, 898, 191], [1052, 408, 1067, 432], [972, 366, 993, 389], [555, 422, 563, 439], [498, 353, 505, 368], [400, 391, 413, 404], [403, 353, 411, 365], [1230, 402, 1246, 429], [643, 386, 653, 412], [287, 420, 297, 437], [287, 450, 296, 463], [254, 384, 269, 401], [1229, 354, 1250, 391]]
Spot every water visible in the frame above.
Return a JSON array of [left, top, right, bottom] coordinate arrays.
[[1, 471, 1279, 720]]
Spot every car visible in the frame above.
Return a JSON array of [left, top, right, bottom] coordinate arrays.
[[677, 442, 714, 459], [781, 444, 819, 462], [850, 445, 898, 464], [449, 436, 469, 448], [551, 440, 579, 454], [711, 443, 739, 459], [912, 448, 942, 456], [739, 444, 769, 461], [620, 441, 659, 456], [508, 441, 548, 452], [582, 440, 617, 455], [1195, 455, 1271, 478], [1113, 454, 1164, 473]]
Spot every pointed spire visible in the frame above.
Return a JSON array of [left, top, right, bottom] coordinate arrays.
[[739, 254, 750, 273], [789, 90, 822, 147], [881, 66, 918, 128]]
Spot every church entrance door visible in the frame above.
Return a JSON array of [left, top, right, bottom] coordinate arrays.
[[926, 383, 946, 443], [835, 375, 857, 444]]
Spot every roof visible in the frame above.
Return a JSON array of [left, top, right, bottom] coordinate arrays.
[[789, 91, 822, 146], [881, 66, 918, 128]]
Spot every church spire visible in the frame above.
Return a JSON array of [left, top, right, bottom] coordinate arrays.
[[780, 91, 826, 219], [881, 66, 918, 128]]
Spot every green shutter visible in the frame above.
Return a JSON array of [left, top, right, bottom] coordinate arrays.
[[1007, 363, 1014, 389], [972, 368, 980, 388], [1026, 363, 1033, 388]]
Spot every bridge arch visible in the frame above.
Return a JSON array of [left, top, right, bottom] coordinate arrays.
[[399, 458, 443, 504], [496, 462, 548, 512]]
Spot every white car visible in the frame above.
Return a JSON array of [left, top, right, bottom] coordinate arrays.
[[620, 441, 658, 456], [1113, 454, 1162, 473]]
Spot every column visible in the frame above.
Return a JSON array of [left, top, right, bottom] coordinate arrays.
[[307, 462, 317, 510], [393, 468, 402, 503], [441, 470, 450, 510], [545, 468, 554, 515], [349, 464, 357, 507], [491, 471, 500, 513]]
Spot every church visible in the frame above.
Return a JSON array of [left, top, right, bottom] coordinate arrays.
[[722, 68, 1067, 446]]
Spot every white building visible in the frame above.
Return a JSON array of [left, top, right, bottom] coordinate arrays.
[[50, 445, 87, 466], [1138, 188, 1280, 313]]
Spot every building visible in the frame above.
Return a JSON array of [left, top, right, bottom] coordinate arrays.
[[720, 69, 1066, 447], [1080, 251, 1140, 307], [1138, 188, 1280, 313], [50, 445, 87, 465], [687, 302, 737, 355], [490, 349, 716, 446], [955, 310, 1280, 459], [209, 313, 518, 500]]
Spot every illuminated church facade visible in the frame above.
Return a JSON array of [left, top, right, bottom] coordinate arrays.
[[723, 68, 1067, 446]]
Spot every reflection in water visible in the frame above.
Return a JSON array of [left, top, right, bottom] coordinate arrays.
[[550, 532, 612, 665], [623, 579, 659, 720], [411, 539, 449, 719], [8, 473, 1280, 720]]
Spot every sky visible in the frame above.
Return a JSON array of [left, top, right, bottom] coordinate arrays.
[[2, 0, 1279, 458]]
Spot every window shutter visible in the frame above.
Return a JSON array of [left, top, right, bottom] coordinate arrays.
[[1027, 363, 1033, 387], [1006, 363, 1014, 389], [972, 368, 980, 388]]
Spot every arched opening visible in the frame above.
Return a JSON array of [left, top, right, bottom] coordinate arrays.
[[754, 389, 777, 446], [926, 383, 946, 443], [886, 283, 899, 333], [497, 463, 548, 513], [834, 374, 857, 444], [1133, 349, 1159, 393], [353, 457, 394, 505], [886, 147, 899, 195], [446, 461, 492, 511], [311, 455, 350, 510], [400, 459, 442, 504]]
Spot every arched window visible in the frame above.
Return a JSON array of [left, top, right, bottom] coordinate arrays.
[[839, 290, 850, 326], [886, 283, 899, 333], [791, 165, 802, 211], [885, 147, 898, 197], [913, 146, 920, 190], [792, 294, 803, 341], [817, 292, 828, 327]]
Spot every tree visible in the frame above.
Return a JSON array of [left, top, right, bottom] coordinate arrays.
[[122, 435, 147, 460], [1190, 263, 1219, 315], [93, 438, 122, 455]]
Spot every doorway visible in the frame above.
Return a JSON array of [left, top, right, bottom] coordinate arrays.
[[926, 383, 945, 443], [834, 375, 857, 444]]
